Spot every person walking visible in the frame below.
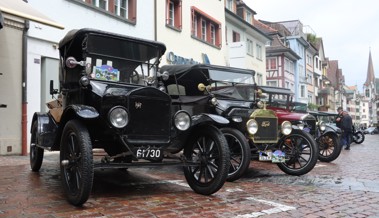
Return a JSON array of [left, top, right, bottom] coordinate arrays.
[[336, 107, 353, 150]]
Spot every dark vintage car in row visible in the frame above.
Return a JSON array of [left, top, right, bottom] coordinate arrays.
[[30, 29, 232, 206], [159, 64, 319, 181], [257, 86, 343, 162]]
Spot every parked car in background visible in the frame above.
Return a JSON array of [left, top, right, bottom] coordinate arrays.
[[364, 127, 379, 135]]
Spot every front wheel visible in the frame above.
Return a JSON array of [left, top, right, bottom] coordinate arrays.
[[183, 125, 230, 195], [318, 132, 342, 162], [276, 130, 319, 176], [30, 121, 44, 172], [353, 131, 365, 144], [221, 128, 251, 182], [60, 120, 94, 206]]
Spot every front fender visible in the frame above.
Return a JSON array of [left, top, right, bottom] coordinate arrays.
[[31, 112, 58, 149], [65, 105, 99, 119], [191, 113, 229, 127]]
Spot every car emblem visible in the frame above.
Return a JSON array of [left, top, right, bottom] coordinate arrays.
[[135, 102, 142, 109], [261, 121, 270, 127]]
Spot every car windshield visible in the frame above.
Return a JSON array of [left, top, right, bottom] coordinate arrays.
[[209, 69, 254, 84], [209, 69, 256, 100], [81, 33, 162, 85]]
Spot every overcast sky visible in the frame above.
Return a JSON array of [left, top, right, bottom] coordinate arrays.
[[246, 0, 378, 92]]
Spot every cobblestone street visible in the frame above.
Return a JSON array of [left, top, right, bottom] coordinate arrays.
[[0, 135, 378, 218]]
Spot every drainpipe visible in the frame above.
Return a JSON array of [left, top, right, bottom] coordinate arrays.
[[154, 0, 157, 41], [21, 20, 29, 156]]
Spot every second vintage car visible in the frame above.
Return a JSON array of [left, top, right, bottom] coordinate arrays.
[[160, 64, 319, 181]]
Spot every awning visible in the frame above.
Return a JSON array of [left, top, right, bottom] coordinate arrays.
[[0, 0, 64, 29]]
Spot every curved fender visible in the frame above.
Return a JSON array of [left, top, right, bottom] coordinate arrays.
[[31, 112, 58, 149], [191, 113, 229, 127], [65, 105, 99, 119]]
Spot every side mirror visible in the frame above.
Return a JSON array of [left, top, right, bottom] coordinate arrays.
[[50, 80, 58, 96]]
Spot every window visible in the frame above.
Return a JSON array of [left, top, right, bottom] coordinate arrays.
[[246, 38, 253, 56], [192, 15, 198, 36], [166, 0, 182, 30], [256, 73, 263, 85], [286, 81, 290, 88], [210, 24, 216, 45], [81, 0, 136, 22], [285, 58, 294, 73], [267, 81, 277, 87], [266, 58, 277, 70], [245, 11, 252, 23], [191, 7, 221, 48], [256, 44, 262, 60], [226, 0, 233, 11], [232, 31, 240, 42], [306, 54, 312, 66], [114, 0, 128, 19], [301, 86, 307, 98], [201, 19, 207, 40]]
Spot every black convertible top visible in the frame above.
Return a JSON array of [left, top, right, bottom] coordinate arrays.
[[160, 64, 255, 77], [259, 86, 294, 95]]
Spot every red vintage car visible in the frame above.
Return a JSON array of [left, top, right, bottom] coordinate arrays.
[[258, 86, 342, 162]]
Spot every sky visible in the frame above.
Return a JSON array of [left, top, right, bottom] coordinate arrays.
[[245, 0, 379, 92]]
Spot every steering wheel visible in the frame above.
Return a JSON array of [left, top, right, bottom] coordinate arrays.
[[130, 70, 140, 84]]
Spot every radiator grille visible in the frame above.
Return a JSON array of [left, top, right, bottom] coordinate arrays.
[[253, 117, 278, 143]]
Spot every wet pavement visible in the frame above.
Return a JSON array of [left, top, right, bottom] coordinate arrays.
[[0, 135, 379, 218]]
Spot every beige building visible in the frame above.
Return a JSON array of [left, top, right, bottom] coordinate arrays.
[[156, 0, 226, 66], [0, 1, 63, 155]]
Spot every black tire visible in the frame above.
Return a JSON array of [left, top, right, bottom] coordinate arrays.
[[221, 128, 251, 182], [318, 132, 342, 162], [277, 129, 319, 176], [353, 132, 365, 144], [60, 120, 94, 206], [30, 121, 44, 172], [183, 125, 230, 195]]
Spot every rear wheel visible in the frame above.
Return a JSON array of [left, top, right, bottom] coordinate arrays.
[[353, 131, 364, 144], [30, 121, 44, 172], [318, 132, 341, 162], [183, 125, 230, 195], [60, 120, 93, 206], [221, 128, 251, 182], [277, 130, 318, 176]]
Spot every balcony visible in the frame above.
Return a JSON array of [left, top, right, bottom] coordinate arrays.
[[318, 88, 332, 95]]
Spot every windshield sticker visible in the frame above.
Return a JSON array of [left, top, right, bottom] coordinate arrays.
[[92, 65, 120, 82]]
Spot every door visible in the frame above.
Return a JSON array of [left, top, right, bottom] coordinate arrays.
[[41, 58, 59, 112]]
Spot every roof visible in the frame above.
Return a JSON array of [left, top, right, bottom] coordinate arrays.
[[0, 0, 64, 29], [364, 50, 376, 86]]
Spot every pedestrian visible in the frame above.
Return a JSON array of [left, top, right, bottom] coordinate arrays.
[[335, 107, 353, 150]]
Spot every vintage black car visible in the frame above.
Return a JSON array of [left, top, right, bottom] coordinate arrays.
[[257, 86, 342, 162], [160, 64, 319, 180], [30, 29, 230, 206]]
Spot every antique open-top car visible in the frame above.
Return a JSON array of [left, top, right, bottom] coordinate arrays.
[[160, 64, 319, 180], [258, 86, 342, 162], [30, 29, 230, 206]]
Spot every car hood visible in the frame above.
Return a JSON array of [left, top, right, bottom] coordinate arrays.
[[268, 107, 315, 124]]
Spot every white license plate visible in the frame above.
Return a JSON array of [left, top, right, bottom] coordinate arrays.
[[135, 147, 162, 159], [259, 150, 272, 161]]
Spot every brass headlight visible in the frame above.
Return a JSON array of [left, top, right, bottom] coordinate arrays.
[[246, 119, 258, 135], [281, 121, 292, 135]]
